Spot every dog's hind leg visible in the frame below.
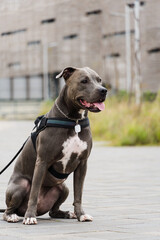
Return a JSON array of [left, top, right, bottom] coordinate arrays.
[[3, 178, 30, 223], [49, 183, 76, 219]]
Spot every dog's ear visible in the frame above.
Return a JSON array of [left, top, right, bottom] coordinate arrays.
[[56, 67, 77, 81]]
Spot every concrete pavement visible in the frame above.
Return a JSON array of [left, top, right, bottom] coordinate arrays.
[[0, 121, 160, 240], [0, 101, 41, 120]]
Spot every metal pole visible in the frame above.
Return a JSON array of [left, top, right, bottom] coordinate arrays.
[[125, 5, 132, 93], [43, 42, 57, 100], [43, 44, 49, 100], [134, 0, 142, 105]]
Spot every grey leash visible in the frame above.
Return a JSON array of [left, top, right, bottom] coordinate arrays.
[[0, 138, 29, 175]]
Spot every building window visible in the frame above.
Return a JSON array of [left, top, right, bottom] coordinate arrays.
[[127, 1, 146, 8], [107, 53, 120, 58], [103, 30, 135, 38], [63, 34, 78, 40], [8, 62, 21, 68], [1, 28, 27, 36], [27, 40, 41, 46], [86, 9, 102, 16], [41, 18, 56, 24], [148, 47, 160, 54]]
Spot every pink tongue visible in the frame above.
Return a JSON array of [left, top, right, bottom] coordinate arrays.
[[93, 102, 105, 111]]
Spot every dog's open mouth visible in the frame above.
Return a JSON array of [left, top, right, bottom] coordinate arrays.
[[79, 99, 105, 112]]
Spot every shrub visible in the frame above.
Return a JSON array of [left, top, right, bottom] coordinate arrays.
[[90, 95, 160, 146], [39, 100, 53, 115], [143, 91, 157, 102]]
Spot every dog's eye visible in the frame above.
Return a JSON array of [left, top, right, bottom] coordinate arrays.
[[81, 79, 88, 84], [97, 78, 102, 83]]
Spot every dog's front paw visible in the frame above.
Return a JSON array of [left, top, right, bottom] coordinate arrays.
[[23, 217, 37, 225], [79, 214, 93, 222], [3, 213, 20, 223]]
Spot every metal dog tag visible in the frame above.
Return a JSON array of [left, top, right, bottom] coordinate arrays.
[[75, 124, 81, 133]]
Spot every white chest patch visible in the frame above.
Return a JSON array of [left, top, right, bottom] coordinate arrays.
[[59, 135, 87, 172], [78, 109, 85, 119]]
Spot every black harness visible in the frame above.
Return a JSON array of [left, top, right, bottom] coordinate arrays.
[[31, 115, 89, 150], [31, 115, 90, 179], [0, 115, 90, 180]]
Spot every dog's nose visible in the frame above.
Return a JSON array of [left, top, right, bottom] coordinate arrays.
[[100, 88, 107, 95]]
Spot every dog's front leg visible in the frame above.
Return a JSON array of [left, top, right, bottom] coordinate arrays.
[[73, 161, 93, 222], [23, 157, 46, 225]]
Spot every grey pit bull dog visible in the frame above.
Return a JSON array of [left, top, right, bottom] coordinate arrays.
[[3, 67, 107, 225]]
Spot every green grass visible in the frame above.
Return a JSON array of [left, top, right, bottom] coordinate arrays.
[[90, 93, 160, 146], [39, 100, 54, 115], [39, 92, 160, 146]]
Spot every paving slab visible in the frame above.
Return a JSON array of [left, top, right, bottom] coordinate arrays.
[[0, 120, 160, 240]]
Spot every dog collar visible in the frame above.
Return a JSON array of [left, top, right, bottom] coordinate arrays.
[[46, 118, 89, 132]]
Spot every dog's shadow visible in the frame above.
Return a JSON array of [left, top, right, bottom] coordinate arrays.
[[17, 216, 77, 225]]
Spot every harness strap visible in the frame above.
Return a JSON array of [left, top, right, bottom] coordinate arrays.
[[48, 166, 70, 179], [47, 118, 89, 128], [31, 116, 47, 150]]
